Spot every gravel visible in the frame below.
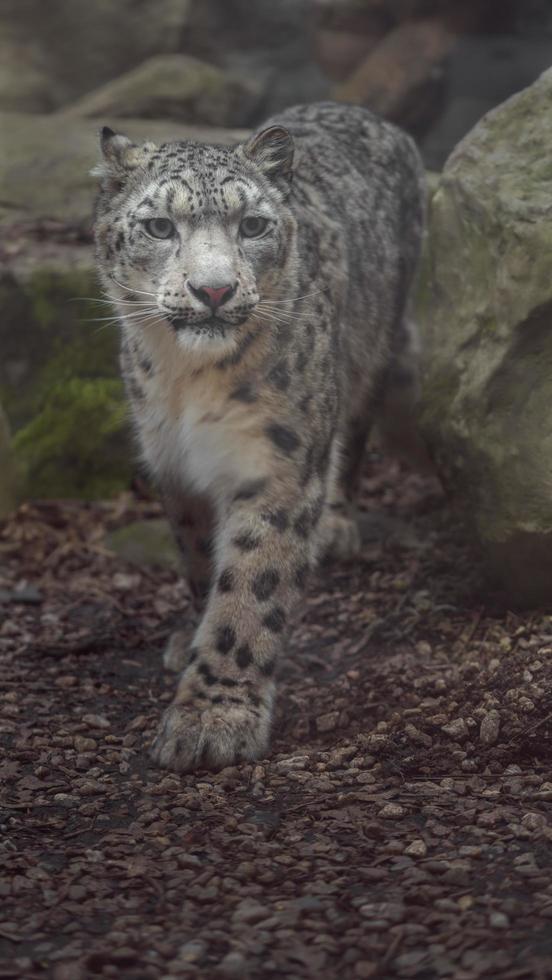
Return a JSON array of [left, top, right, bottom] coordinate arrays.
[[0, 460, 551, 978]]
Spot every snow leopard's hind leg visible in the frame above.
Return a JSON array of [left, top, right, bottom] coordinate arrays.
[[318, 411, 372, 562]]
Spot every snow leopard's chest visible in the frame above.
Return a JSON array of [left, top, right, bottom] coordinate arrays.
[[130, 371, 268, 502]]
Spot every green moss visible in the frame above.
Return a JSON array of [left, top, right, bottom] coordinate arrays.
[[12, 377, 132, 499], [105, 519, 179, 570]]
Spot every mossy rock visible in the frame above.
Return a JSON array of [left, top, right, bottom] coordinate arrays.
[[0, 404, 19, 519], [0, 249, 133, 499], [417, 66, 552, 604], [105, 519, 179, 570]]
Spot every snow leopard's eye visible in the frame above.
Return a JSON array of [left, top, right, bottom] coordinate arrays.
[[240, 216, 269, 238], [144, 218, 175, 239]]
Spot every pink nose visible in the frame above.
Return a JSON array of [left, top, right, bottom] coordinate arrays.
[[188, 282, 235, 310]]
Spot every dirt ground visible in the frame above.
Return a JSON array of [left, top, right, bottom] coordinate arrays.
[[0, 460, 551, 980]]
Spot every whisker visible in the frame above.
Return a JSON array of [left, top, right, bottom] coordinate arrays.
[[259, 287, 329, 306], [69, 296, 157, 308], [109, 274, 157, 299]]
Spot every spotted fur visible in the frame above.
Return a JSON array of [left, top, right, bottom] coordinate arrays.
[[93, 102, 425, 772]]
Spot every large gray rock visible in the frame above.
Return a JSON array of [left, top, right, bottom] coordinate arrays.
[[0, 0, 191, 109], [418, 67, 552, 604], [0, 111, 247, 226], [64, 55, 261, 128]]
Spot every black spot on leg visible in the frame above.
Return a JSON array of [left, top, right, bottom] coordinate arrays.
[[262, 606, 286, 633], [210, 694, 224, 704], [293, 508, 311, 539], [301, 444, 315, 487], [266, 423, 301, 455], [268, 359, 290, 391], [220, 677, 239, 688], [216, 625, 236, 656], [295, 563, 309, 589], [252, 568, 280, 601], [197, 662, 218, 686], [233, 478, 268, 502], [217, 569, 234, 593], [233, 531, 260, 552], [260, 657, 276, 677], [188, 646, 199, 664], [235, 643, 253, 669], [230, 382, 257, 403], [264, 509, 289, 532]]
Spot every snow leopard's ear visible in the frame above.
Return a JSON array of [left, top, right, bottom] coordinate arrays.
[[91, 127, 157, 192], [242, 126, 294, 182]]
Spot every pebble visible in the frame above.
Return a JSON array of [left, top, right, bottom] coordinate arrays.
[[441, 718, 468, 741], [355, 963, 377, 979], [82, 713, 110, 730], [218, 951, 248, 976], [177, 940, 206, 963], [74, 736, 97, 753], [232, 898, 270, 925], [490, 911, 509, 929], [378, 803, 406, 819], [479, 709, 501, 745], [521, 812, 547, 831], [316, 711, 339, 733], [360, 902, 404, 923], [404, 839, 427, 857]]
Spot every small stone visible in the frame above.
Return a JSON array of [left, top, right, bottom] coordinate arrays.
[[178, 940, 206, 963], [232, 899, 269, 925], [479, 709, 500, 745], [275, 755, 309, 771], [378, 803, 406, 819], [404, 839, 427, 857], [82, 713, 110, 730], [74, 736, 97, 753], [355, 963, 377, 978], [489, 911, 509, 929], [218, 951, 247, 976], [441, 718, 468, 741], [521, 812, 547, 831], [366, 733, 389, 752], [317, 711, 339, 733]]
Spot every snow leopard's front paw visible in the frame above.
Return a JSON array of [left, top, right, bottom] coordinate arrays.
[[150, 676, 273, 772]]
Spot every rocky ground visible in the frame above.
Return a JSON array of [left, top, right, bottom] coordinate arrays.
[[0, 460, 551, 979]]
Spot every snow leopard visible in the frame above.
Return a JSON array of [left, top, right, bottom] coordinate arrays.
[[92, 101, 426, 772]]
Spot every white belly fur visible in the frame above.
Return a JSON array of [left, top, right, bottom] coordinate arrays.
[[136, 392, 267, 502]]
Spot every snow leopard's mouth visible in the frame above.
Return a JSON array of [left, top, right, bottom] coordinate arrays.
[[169, 314, 248, 334]]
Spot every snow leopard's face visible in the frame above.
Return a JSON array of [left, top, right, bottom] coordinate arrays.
[[93, 127, 295, 355]]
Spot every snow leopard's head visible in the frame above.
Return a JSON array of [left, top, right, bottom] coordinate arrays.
[[93, 125, 296, 356]]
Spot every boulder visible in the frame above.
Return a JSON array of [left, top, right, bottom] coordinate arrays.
[[418, 67, 552, 604], [105, 520, 179, 570], [333, 18, 454, 134], [63, 55, 261, 128], [0, 250, 131, 500], [0, 0, 192, 109], [0, 404, 18, 519], [0, 111, 248, 227], [0, 29, 56, 113]]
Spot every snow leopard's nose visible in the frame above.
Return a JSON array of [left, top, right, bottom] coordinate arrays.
[[187, 282, 236, 311]]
